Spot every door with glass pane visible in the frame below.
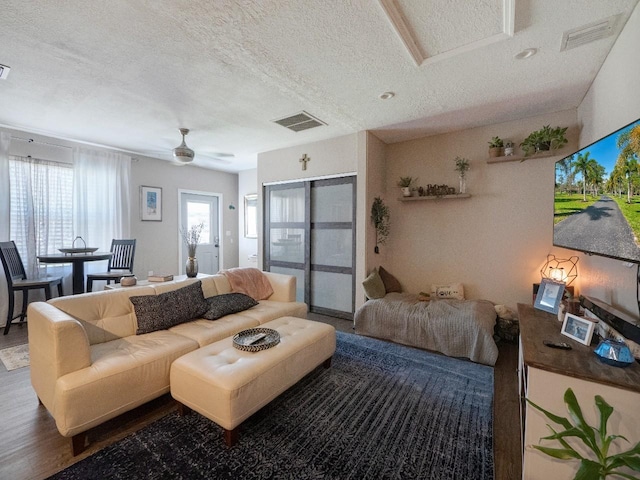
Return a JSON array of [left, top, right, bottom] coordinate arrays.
[[179, 192, 219, 274], [264, 177, 355, 319]]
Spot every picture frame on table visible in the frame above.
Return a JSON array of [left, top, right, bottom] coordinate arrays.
[[561, 312, 597, 346], [140, 186, 162, 221], [533, 278, 565, 314]]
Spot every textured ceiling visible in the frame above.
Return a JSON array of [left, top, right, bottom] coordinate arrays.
[[0, 0, 637, 172]]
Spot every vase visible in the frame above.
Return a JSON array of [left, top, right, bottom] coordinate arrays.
[[186, 257, 198, 278], [459, 175, 467, 194]]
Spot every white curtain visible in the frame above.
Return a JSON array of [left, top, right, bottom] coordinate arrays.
[[0, 132, 11, 326], [73, 147, 131, 275]]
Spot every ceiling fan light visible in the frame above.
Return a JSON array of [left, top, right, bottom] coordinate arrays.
[[173, 145, 195, 163]]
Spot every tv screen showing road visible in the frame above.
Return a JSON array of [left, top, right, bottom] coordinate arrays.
[[553, 118, 640, 264]]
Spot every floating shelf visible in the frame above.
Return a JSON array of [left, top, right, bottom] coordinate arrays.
[[486, 149, 568, 164], [398, 194, 471, 202]]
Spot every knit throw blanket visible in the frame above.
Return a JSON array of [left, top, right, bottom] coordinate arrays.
[[220, 267, 274, 300]]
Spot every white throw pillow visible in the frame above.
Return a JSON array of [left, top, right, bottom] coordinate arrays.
[[431, 283, 464, 300]]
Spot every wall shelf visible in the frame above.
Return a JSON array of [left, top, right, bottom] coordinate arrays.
[[398, 193, 471, 202], [486, 149, 568, 164]]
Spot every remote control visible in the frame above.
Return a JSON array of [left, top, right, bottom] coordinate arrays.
[[246, 333, 267, 345], [543, 340, 572, 350]]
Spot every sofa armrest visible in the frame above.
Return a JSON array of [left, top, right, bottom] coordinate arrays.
[[27, 302, 92, 409], [263, 272, 297, 302]]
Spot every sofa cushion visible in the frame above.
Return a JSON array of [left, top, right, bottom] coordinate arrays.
[[131, 280, 209, 335], [202, 293, 258, 320]]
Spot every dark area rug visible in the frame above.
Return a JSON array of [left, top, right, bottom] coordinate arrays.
[[49, 332, 494, 480]]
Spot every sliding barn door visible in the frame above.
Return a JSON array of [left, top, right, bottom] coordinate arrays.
[[264, 176, 355, 319]]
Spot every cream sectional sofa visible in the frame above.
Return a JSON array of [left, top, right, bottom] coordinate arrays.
[[27, 272, 307, 454]]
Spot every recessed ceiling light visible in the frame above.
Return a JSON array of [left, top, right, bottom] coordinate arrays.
[[514, 48, 538, 60], [379, 91, 395, 100]]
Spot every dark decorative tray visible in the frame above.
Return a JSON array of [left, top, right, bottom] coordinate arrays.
[[232, 328, 280, 353], [59, 247, 99, 255]]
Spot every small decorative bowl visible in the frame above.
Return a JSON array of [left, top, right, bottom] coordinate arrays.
[[120, 276, 137, 287], [594, 338, 635, 368]]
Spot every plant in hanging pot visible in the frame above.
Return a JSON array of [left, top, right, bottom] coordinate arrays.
[[521, 125, 568, 156], [180, 222, 204, 277], [397, 176, 417, 197], [488, 136, 505, 157], [370, 197, 390, 254]]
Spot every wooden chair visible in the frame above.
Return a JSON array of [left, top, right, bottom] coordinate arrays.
[[86, 239, 136, 292], [0, 241, 64, 335]]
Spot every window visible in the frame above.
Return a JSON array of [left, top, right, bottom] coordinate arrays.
[[8, 156, 74, 273]]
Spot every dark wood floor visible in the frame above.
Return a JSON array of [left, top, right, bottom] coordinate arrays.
[[0, 316, 521, 480]]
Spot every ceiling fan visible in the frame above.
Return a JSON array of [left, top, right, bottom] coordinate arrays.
[[162, 128, 234, 167], [173, 128, 195, 164]]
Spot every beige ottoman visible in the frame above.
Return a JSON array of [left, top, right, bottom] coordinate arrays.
[[170, 316, 336, 446]]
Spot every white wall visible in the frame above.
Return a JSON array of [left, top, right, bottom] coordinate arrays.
[[576, 3, 640, 316], [131, 156, 239, 278], [238, 168, 258, 267], [384, 110, 578, 308]]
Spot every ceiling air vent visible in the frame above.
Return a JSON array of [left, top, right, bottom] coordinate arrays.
[[560, 14, 623, 51], [273, 111, 326, 132]]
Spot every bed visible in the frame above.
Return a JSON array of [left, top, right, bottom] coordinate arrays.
[[354, 292, 499, 366]]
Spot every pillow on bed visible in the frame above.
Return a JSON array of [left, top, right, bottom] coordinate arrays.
[[431, 283, 464, 300], [379, 266, 402, 293], [363, 270, 386, 299]]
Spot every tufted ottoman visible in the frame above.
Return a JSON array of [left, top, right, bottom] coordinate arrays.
[[170, 316, 336, 446]]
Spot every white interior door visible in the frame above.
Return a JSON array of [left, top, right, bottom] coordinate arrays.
[[179, 191, 220, 275]]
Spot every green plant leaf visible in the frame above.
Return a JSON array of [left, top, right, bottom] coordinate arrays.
[[541, 427, 592, 444], [595, 395, 613, 438], [620, 455, 640, 471], [564, 389, 598, 450], [532, 445, 583, 460], [574, 459, 602, 480], [527, 398, 573, 429]]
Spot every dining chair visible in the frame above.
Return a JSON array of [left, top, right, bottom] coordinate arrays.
[[86, 239, 136, 292], [0, 241, 64, 335]]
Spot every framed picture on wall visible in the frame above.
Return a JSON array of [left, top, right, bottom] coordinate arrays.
[[140, 186, 162, 221], [533, 278, 565, 314]]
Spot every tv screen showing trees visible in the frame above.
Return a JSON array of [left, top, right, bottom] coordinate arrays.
[[554, 118, 640, 263]]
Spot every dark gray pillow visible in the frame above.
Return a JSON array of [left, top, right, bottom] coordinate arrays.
[[132, 280, 209, 335], [202, 293, 258, 320]]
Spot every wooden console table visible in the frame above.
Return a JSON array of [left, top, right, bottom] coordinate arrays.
[[518, 303, 640, 479]]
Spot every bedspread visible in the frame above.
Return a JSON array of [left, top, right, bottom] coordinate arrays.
[[354, 292, 499, 366]]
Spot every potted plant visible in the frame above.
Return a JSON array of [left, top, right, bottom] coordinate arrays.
[[488, 136, 504, 157], [397, 176, 417, 197], [521, 125, 568, 156], [370, 197, 390, 254], [454, 157, 470, 194], [527, 387, 640, 479]]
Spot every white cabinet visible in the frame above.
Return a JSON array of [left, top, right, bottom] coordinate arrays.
[[518, 304, 640, 480]]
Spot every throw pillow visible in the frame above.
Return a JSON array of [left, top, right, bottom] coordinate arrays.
[[202, 293, 258, 320], [132, 280, 209, 335], [378, 266, 402, 293], [362, 270, 386, 300], [430, 283, 464, 300]]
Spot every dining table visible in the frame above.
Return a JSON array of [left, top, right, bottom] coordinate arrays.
[[37, 252, 113, 295]]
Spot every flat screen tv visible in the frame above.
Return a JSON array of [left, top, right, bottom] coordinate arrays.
[[554, 117, 640, 264]]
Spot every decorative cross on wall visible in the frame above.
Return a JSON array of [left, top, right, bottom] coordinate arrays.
[[299, 154, 310, 170]]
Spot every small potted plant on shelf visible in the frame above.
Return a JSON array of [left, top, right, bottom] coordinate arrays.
[[488, 136, 504, 157], [520, 125, 568, 156], [397, 176, 417, 197], [454, 157, 470, 194]]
